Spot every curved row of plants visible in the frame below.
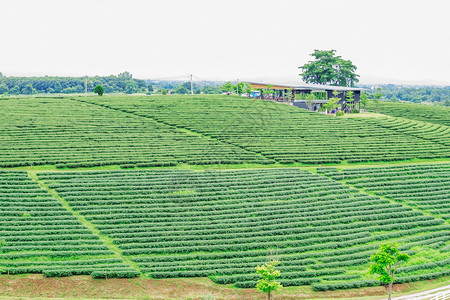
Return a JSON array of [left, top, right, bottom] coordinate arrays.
[[0, 170, 137, 278], [39, 168, 450, 289]]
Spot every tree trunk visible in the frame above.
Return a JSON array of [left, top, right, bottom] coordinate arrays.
[[388, 282, 393, 300], [268, 290, 271, 300]]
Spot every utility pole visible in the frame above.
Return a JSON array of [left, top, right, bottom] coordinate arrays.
[[85, 76, 87, 96], [190, 74, 193, 95]]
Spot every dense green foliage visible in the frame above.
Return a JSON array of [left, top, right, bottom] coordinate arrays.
[[319, 163, 450, 220], [369, 243, 410, 300], [367, 101, 450, 126], [0, 170, 136, 278], [0, 74, 149, 95], [299, 49, 359, 87], [37, 168, 450, 289], [94, 85, 104, 96], [363, 85, 450, 104], [255, 260, 282, 299], [152, 80, 224, 95]]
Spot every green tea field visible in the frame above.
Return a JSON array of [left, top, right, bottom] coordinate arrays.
[[1, 96, 449, 167], [0, 95, 449, 299], [367, 101, 450, 126]]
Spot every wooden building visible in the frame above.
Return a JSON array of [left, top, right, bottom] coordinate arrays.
[[248, 82, 365, 112]]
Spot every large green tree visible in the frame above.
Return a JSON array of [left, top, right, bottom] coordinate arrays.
[[299, 50, 359, 87]]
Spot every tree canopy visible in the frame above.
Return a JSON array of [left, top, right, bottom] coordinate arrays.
[[299, 49, 359, 87], [369, 243, 410, 300], [94, 85, 104, 96], [0, 73, 148, 95], [255, 260, 282, 300]]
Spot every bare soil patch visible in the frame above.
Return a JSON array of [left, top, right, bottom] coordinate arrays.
[[0, 275, 448, 299]]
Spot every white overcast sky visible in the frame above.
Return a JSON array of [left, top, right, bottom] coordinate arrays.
[[1, 0, 449, 84]]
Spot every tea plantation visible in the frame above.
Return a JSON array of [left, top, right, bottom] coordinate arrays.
[[0, 95, 449, 167], [0, 170, 137, 278], [367, 101, 450, 126], [0, 97, 269, 168], [0, 95, 449, 292], [83, 95, 450, 164], [318, 163, 450, 220], [34, 168, 448, 289]]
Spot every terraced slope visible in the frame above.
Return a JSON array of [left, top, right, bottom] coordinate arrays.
[[359, 117, 450, 147], [0, 170, 137, 277], [0, 98, 267, 168], [38, 168, 450, 289], [367, 101, 450, 126], [318, 163, 450, 220], [83, 95, 450, 164]]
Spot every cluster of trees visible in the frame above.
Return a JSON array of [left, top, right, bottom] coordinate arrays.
[[362, 84, 450, 105], [0, 72, 152, 95], [221, 81, 252, 96], [0, 72, 246, 96], [153, 81, 229, 95]]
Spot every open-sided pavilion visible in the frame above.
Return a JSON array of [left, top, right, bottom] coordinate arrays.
[[248, 81, 365, 112]]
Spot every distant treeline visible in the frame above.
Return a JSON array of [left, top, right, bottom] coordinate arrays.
[[363, 84, 450, 105], [0, 72, 225, 95], [4, 73, 448, 102], [0, 72, 150, 95], [146, 80, 224, 95]]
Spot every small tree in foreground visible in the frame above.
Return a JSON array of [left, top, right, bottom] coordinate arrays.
[[94, 85, 104, 96], [255, 260, 282, 300], [369, 243, 410, 300]]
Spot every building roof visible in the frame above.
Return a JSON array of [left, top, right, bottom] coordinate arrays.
[[293, 99, 330, 103], [248, 81, 365, 91]]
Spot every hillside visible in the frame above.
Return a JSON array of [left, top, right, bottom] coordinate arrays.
[[1, 95, 449, 168], [0, 94, 449, 298], [367, 101, 450, 126], [83, 95, 450, 164], [1, 167, 449, 291]]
